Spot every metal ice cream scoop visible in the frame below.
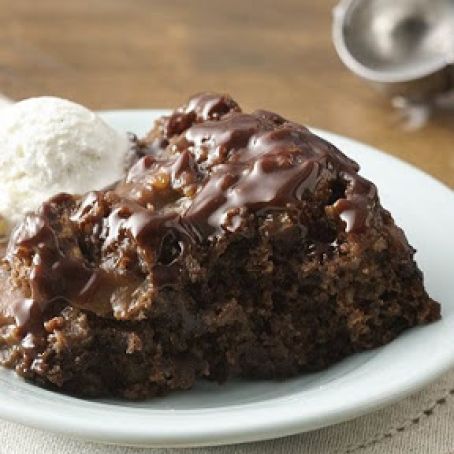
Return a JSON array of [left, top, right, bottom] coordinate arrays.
[[333, 0, 454, 101]]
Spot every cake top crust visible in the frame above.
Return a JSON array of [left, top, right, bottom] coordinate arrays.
[[3, 92, 379, 332]]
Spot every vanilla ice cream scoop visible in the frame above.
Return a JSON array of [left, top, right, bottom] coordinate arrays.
[[0, 97, 130, 236]]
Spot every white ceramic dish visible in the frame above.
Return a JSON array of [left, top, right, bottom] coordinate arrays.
[[0, 110, 453, 448]]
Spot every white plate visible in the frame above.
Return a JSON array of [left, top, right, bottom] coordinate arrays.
[[0, 110, 453, 448]]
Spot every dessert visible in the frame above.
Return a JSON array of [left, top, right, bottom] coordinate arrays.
[[0, 97, 130, 236], [0, 93, 440, 399]]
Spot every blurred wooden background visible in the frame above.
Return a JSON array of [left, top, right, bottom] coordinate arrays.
[[0, 0, 452, 187]]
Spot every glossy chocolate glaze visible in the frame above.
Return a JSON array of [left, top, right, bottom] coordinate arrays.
[[4, 92, 379, 332]]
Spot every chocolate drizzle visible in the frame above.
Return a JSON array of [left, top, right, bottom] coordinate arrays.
[[332, 173, 377, 233], [3, 92, 379, 333], [7, 206, 141, 332]]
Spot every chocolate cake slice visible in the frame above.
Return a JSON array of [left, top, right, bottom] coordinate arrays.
[[0, 93, 440, 399]]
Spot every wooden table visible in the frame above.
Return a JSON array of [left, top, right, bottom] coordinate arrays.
[[0, 0, 453, 187]]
